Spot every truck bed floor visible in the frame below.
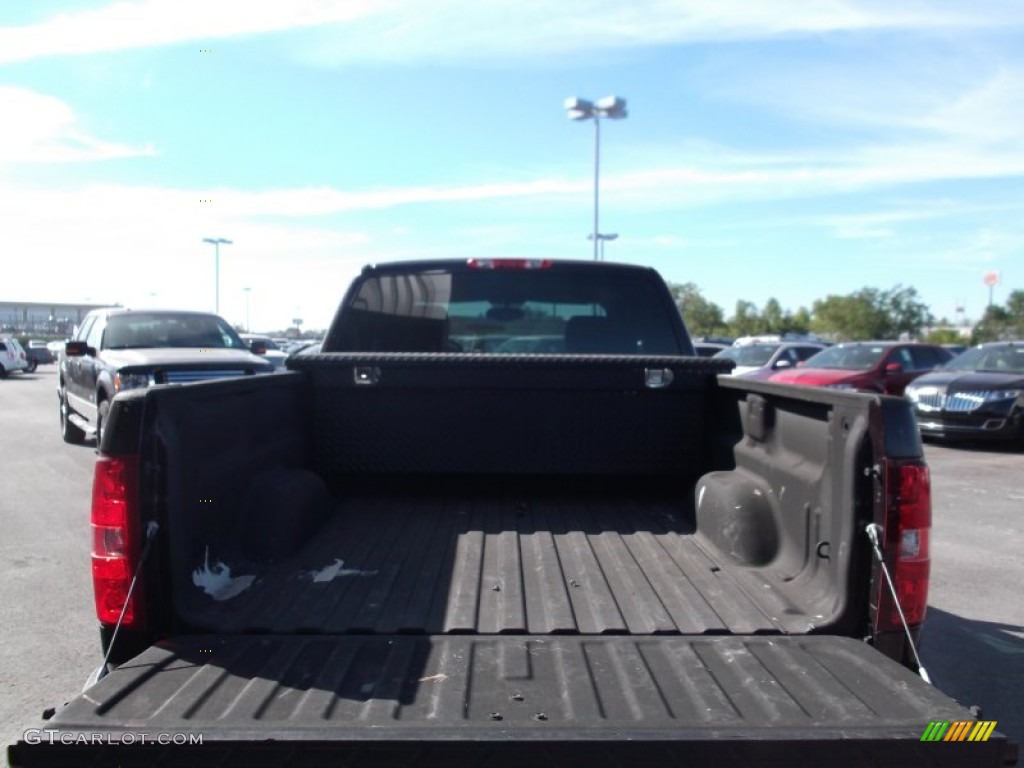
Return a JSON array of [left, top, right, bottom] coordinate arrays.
[[185, 490, 800, 635]]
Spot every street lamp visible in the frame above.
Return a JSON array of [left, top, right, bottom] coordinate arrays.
[[202, 237, 232, 314], [243, 287, 251, 332], [587, 232, 618, 261], [564, 95, 627, 260]]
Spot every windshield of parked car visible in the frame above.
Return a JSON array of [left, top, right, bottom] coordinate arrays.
[[943, 345, 1024, 373], [103, 313, 248, 350], [243, 336, 281, 351], [803, 344, 887, 370], [714, 343, 779, 366], [330, 267, 682, 354]]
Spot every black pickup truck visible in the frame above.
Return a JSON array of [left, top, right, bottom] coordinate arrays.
[[10, 259, 1017, 767]]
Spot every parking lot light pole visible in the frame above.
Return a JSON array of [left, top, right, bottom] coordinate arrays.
[[587, 232, 619, 261], [564, 96, 627, 261], [202, 237, 232, 314], [243, 287, 251, 332]]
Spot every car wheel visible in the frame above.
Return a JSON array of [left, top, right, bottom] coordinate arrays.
[[60, 390, 86, 444], [96, 398, 110, 448], [0, 364, 7, 379], [26, 358, 38, 373]]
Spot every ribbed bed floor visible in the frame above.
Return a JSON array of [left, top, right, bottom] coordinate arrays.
[[185, 491, 795, 635]]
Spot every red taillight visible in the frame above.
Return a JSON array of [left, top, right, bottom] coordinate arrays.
[[466, 258, 553, 269], [875, 460, 931, 631], [91, 455, 143, 627]]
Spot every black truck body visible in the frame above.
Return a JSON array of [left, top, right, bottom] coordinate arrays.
[[9, 260, 1016, 766]]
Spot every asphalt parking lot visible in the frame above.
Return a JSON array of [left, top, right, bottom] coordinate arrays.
[[0, 367, 1021, 761]]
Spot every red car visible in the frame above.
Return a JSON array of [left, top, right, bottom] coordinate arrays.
[[768, 341, 953, 395]]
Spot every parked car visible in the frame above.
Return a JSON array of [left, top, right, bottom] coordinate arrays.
[[282, 339, 315, 355], [714, 341, 825, 378], [58, 309, 275, 445], [239, 333, 289, 371], [0, 337, 31, 376], [941, 343, 968, 357], [768, 341, 953, 395], [694, 341, 730, 358], [905, 341, 1024, 443], [691, 334, 734, 346], [26, 340, 55, 366]]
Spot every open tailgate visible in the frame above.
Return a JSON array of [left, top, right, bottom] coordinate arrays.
[[9, 634, 1015, 767]]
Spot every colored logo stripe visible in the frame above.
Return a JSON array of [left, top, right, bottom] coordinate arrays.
[[969, 722, 998, 742], [945, 721, 972, 741], [922, 721, 997, 742]]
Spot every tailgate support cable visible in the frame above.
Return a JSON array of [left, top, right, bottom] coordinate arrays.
[[865, 522, 931, 685], [92, 520, 160, 685]]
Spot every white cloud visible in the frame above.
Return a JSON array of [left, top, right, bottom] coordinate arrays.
[[821, 200, 1024, 241], [601, 139, 1024, 211], [297, 0, 1024, 66], [2, 0, 1022, 65], [0, 0, 385, 63], [910, 70, 1024, 143], [0, 87, 153, 163]]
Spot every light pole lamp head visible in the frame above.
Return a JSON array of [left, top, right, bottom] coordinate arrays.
[[564, 96, 595, 120], [595, 95, 627, 119]]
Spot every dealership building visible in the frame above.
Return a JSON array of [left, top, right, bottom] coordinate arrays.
[[0, 301, 119, 336]]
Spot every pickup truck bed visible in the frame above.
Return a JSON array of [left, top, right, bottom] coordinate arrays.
[[158, 354, 865, 642], [187, 487, 794, 635]]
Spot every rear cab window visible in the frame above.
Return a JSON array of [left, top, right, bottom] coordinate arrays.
[[330, 264, 684, 355]]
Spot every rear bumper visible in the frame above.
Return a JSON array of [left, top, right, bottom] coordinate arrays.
[[9, 634, 1017, 767]]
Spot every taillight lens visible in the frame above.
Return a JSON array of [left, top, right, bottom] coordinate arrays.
[[876, 460, 931, 631], [91, 455, 143, 627], [466, 258, 553, 269]]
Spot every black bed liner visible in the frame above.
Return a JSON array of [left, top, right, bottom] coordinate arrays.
[[10, 634, 1011, 767], [183, 491, 817, 636]]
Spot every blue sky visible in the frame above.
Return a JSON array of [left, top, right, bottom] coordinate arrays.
[[1, 1, 1022, 332]]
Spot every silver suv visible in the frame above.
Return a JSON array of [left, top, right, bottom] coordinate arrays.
[[0, 337, 31, 377]]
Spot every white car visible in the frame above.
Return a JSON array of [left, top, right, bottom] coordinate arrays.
[[239, 334, 289, 371], [714, 341, 826, 378], [0, 337, 31, 377]]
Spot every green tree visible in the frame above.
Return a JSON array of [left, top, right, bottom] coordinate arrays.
[[924, 328, 964, 345], [969, 290, 1024, 342], [728, 300, 762, 337], [668, 282, 727, 337], [972, 305, 1010, 344], [811, 290, 888, 340], [811, 285, 933, 340], [761, 298, 785, 334], [883, 285, 934, 339], [1006, 290, 1024, 333], [788, 307, 813, 335]]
